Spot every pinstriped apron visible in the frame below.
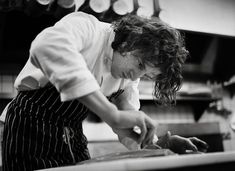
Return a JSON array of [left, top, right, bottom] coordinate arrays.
[[2, 84, 90, 171]]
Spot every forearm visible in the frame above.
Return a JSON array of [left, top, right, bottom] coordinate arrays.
[[78, 90, 120, 127]]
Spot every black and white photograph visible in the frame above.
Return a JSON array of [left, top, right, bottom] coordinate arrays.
[[0, 0, 235, 171]]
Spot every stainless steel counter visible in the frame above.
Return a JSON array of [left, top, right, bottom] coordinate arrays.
[[38, 151, 235, 171]]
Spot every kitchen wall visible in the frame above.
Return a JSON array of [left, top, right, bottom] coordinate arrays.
[[159, 0, 235, 37]]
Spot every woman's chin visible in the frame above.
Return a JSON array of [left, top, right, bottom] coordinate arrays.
[[111, 70, 120, 79]]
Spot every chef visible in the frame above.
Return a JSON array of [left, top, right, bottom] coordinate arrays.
[[1, 11, 206, 171]]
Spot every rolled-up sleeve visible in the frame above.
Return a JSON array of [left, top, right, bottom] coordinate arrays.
[[30, 12, 100, 101]]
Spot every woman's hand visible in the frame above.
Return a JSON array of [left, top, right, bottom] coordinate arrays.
[[113, 126, 160, 150], [169, 135, 209, 154], [157, 131, 209, 154], [112, 110, 157, 147]]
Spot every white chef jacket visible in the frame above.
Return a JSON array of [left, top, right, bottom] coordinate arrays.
[[0, 12, 140, 122]]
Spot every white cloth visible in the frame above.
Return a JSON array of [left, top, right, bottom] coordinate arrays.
[[0, 12, 140, 122]]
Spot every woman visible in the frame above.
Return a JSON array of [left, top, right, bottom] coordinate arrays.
[[2, 12, 202, 171]]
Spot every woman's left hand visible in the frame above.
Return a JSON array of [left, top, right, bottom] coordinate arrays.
[[168, 132, 209, 154]]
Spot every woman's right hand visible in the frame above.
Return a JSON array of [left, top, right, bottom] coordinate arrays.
[[111, 110, 157, 147]]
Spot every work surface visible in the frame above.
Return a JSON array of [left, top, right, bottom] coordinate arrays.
[[38, 150, 235, 171]]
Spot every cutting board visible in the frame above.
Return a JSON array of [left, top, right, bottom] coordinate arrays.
[[79, 149, 175, 164]]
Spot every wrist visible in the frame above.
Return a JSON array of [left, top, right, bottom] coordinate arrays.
[[156, 131, 171, 149], [78, 90, 119, 126], [103, 104, 120, 127]]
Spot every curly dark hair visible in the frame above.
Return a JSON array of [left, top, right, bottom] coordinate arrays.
[[111, 15, 189, 105]]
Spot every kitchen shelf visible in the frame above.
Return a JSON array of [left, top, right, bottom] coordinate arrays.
[[138, 79, 222, 121], [140, 94, 220, 122], [140, 94, 218, 101]]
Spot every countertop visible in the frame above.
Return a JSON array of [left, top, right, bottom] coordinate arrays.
[[38, 151, 235, 171]]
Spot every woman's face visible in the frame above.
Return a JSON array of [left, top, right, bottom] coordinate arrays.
[[111, 50, 160, 81]]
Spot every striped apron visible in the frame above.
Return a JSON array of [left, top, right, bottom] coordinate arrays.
[[2, 84, 90, 171]]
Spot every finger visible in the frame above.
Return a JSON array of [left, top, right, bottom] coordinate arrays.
[[167, 131, 171, 138], [137, 119, 147, 144], [190, 137, 208, 148], [186, 139, 198, 152], [189, 137, 209, 151], [141, 119, 156, 147], [152, 119, 159, 129], [141, 127, 155, 148]]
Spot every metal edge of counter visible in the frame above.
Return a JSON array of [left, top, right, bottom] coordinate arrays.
[[37, 151, 235, 171]]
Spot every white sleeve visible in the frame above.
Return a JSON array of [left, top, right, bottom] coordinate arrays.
[[30, 12, 100, 101], [115, 79, 141, 111]]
